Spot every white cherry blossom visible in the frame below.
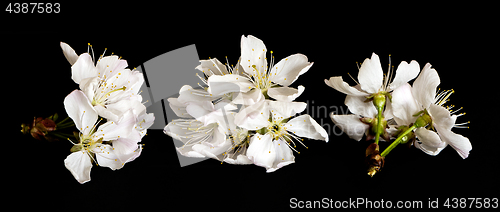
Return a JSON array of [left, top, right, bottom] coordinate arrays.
[[391, 64, 472, 158], [61, 42, 145, 122], [63, 90, 141, 183]]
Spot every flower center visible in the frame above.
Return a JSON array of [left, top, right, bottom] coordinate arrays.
[[267, 120, 286, 141], [91, 84, 127, 106], [271, 124, 280, 133], [233, 128, 249, 145], [251, 65, 273, 92], [80, 134, 102, 151]]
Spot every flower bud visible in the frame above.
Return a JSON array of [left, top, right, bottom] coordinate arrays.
[[365, 143, 385, 177], [21, 116, 57, 141]]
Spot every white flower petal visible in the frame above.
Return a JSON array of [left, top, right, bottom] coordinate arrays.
[[95, 110, 136, 141], [60, 42, 79, 65], [101, 98, 144, 123], [246, 133, 275, 169], [412, 63, 440, 109], [391, 83, 420, 125], [165, 120, 224, 151], [384, 98, 394, 121], [112, 140, 142, 166], [64, 151, 92, 184], [195, 58, 229, 77], [168, 98, 192, 118], [185, 101, 213, 124], [428, 104, 456, 131], [388, 60, 420, 91], [434, 127, 472, 159], [358, 53, 383, 94], [270, 54, 312, 87], [167, 120, 211, 141], [267, 85, 305, 102], [185, 101, 230, 126], [234, 100, 270, 130], [231, 88, 264, 105], [95, 56, 128, 78], [345, 95, 377, 118], [95, 144, 124, 170], [224, 154, 253, 165], [164, 119, 198, 144], [214, 99, 238, 112], [176, 146, 205, 158], [324, 77, 368, 96], [71, 53, 98, 84], [78, 76, 98, 103], [266, 139, 295, 173], [268, 101, 307, 118], [103, 68, 131, 91], [127, 71, 145, 95], [63, 90, 98, 135], [192, 136, 231, 160], [429, 105, 472, 159], [285, 114, 329, 142], [415, 127, 447, 156], [207, 74, 254, 96], [137, 112, 155, 138], [177, 85, 214, 104], [112, 137, 141, 156], [330, 114, 368, 141], [240, 35, 267, 76], [94, 105, 119, 123]]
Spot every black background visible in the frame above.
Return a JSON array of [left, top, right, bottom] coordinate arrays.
[[5, 3, 498, 210]]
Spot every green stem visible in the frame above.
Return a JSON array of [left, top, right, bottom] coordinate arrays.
[[56, 123, 75, 130], [380, 125, 417, 157], [50, 131, 77, 139], [374, 106, 384, 145], [56, 116, 70, 125], [50, 132, 71, 140]]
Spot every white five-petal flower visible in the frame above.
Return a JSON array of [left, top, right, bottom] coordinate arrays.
[[391, 63, 472, 158], [207, 35, 313, 103], [165, 35, 325, 172], [235, 100, 328, 172], [327, 53, 419, 141], [63, 90, 142, 184], [324, 53, 420, 97], [61, 42, 145, 122]]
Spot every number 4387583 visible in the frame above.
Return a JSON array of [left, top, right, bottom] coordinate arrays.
[[6, 3, 60, 13]]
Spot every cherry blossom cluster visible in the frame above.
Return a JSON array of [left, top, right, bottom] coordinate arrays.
[[164, 35, 328, 172], [325, 53, 471, 176], [60, 43, 155, 183]]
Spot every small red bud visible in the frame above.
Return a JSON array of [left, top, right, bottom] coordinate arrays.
[[21, 116, 58, 141]]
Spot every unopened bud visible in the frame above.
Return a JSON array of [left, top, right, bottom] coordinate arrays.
[[21, 116, 57, 141]]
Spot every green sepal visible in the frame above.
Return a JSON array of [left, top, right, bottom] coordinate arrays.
[[49, 113, 59, 122], [73, 131, 80, 140], [70, 144, 82, 152]]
